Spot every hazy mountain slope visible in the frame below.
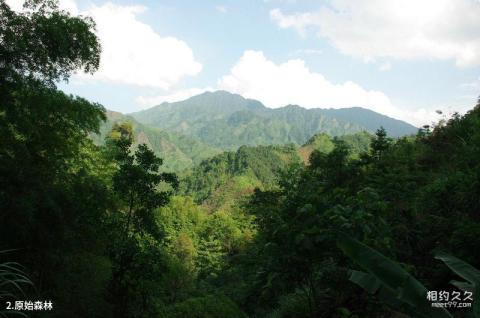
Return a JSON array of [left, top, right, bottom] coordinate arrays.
[[297, 131, 372, 163], [181, 131, 372, 212], [130, 91, 417, 150], [131, 91, 265, 130], [181, 143, 301, 211], [319, 107, 416, 138], [92, 111, 221, 171], [268, 105, 368, 142]]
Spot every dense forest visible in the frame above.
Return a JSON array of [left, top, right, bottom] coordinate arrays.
[[1, 1, 480, 318]]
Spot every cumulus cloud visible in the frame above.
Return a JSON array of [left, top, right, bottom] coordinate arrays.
[[135, 50, 437, 125], [78, 3, 202, 89], [270, 8, 320, 37], [217, 50, 434, 125], [6, 1, 202, 88], [270, 0, 480, 67]]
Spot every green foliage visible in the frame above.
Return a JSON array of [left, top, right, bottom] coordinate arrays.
[[0, 0, 100, 84], [105, 122, 180, 317], [107, 121, 178, 237], [234, 104, 480, 317], [182, 144, 301, 208], [238, 139, 392, 317], [164, 294, 246, 318], [156, 196, 256, 279], [338, 235, 480, 318], [435, 253, 480, 317], [52, 252, 112, 317], [337, 232, 452, 318], [0, 1, 111, 316]]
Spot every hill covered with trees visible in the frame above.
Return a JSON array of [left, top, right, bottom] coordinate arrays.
[[92, 110, 221, 171], [180, 132, 373, 213]]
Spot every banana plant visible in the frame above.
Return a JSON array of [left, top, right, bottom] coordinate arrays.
[[435, 252, 480, 317], [336, 232, 453, 318]]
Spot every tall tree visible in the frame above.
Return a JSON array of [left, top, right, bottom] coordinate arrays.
[[106, 122, 178, 317], [0, 1, 111, 316]]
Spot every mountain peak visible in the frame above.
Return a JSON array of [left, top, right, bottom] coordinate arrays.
[[201, 90, 240, 97], [187, 90, 248, 103], [281, 104, 303, 110]]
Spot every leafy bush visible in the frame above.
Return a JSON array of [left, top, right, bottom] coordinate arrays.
[[165, 295, 246, 318]]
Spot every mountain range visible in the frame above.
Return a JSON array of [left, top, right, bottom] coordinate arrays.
[[130, 90, 417, 149], [95, 90, 418, 171]]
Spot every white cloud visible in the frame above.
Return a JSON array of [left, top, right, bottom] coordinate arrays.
[[270, 8, 320, 37], [77, 3, 202, 89], [6, 1, 202, 89], [136, 87, 214, 109], [217, 50, 433, 125], [136, 51, 438, 125], [270, 0, 480, 67]]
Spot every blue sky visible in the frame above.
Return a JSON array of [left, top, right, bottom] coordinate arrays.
[[9, 0, 480, 126]]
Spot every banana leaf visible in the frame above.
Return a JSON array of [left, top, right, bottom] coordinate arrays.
[[337, 232, 452, 318], [435, 252, 480, 318]]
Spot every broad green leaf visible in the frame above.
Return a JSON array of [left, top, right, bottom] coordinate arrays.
[[435, 252, 480, 285], [349, 270, 381, 294], [450, 280, 474, 292], [349, 270, 417, 314], [435, 253, 480, 318], [337, 232, 452, 318]]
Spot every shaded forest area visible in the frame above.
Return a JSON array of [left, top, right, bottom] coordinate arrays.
[[1, 1, 480, 318]]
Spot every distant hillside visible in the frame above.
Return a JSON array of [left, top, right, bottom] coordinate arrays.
[[92, 111, 221, 171], [298, 131, 372, 163], [130, 91, 417, 150], [319, 107, 416, 138], [182, 131, 372, 211], [181, 144, 301, 211]]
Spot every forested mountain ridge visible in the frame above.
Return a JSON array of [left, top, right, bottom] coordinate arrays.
[[130, 90, 417, 149], [92, 110, 221, 171], [93, 110, 372, 172]]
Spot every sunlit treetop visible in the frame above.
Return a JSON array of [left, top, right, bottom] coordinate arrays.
[[0, 0, 101, 85]]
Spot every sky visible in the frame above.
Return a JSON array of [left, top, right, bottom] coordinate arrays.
[[7, 0, 480, 126]]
